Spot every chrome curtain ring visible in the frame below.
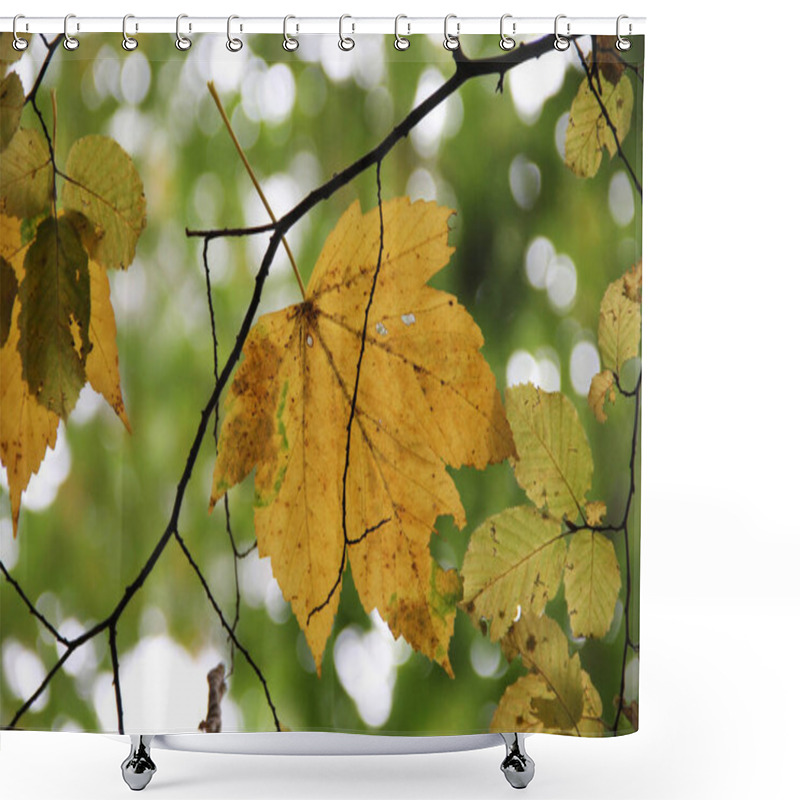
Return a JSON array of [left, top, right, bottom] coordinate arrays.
[[175, 14, 192, 51], [394, 14, 410, 51], [443, 14, 459, 51], [616, 15, 632, 51], [338, 14, 355, 51], [63, 13, 79, 51], [283, 16, 299, 51], [122, 14, 138, 51], [500, 14, 516, 51], [554, 14, 570, 51], [226, 15, 243, 52], [12, 15, 29, 51]]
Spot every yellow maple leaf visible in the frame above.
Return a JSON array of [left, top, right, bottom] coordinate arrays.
[[211, 197, 514, 675]]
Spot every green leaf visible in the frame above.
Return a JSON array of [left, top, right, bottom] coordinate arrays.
[[492, 612, 585, 734], [461, 505, 565, 640], [1, 72, 25, 152], [0, 128, 53, 218], [0, 34, 30, 66], [0, 255, 17, 347], [62, 135, 146, 270], [563, 531, 621, 638], [17, 214, 91, 418], [506, 384, 593, 522], [564, 74, 634, 178], [598, 277, 641, 374]]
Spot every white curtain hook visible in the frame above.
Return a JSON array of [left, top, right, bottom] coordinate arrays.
[[338, 14, 355, 51], [554, 14, 570, 51], [616, 15, 632, 51], [283, 15, 299, 51], [63, 13, 79, 51], [394, 14, 410, 51], [226, 15, 243, 52], [443, 14, 459, 51], [175, 13, 192, 51], [500, 14, 516, 51], [12, 15, 29, 51], [122, 14, 138, 51]]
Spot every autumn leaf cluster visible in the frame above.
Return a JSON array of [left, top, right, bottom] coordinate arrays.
[[1, 37, 146, 534]]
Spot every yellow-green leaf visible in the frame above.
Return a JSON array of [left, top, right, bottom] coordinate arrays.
[[17, 214, 91, 418], [598, 276, 641, 374], [493, 612, 585, 734], [578, 669, 606, 735], [0, 72, 24, 152], [506, 384, 593, 522], [563, 530, 621, 638], [588, 369, 616, 423], [461, 505, 565, 641], [62, 135, 146, 270], [564, 74, 634, 178], [0, 34, 30, 66], [0, 214, 59, 536], [0, 128, 53, 218]]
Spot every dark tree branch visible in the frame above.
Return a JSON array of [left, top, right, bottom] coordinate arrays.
[[25, 35, 64, 107], [109, 624, 124, 734], [575, 40, 642, 198], [0, 560, 69, 645], [612, 372, 641, 733], [186, 222, 276, 240]]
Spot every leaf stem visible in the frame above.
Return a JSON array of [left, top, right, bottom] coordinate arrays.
[[207, 81, 306, 299]]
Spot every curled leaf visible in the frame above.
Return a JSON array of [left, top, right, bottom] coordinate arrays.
[[588, 369, 616, 423]]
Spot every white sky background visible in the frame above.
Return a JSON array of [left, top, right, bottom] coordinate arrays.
[[2, 0, 800, 798]]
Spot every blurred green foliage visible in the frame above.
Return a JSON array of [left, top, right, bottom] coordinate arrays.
[[1, 33, 643, 735]]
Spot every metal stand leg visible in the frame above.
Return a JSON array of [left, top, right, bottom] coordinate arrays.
[[121, 735, 157, 791], [499, 733, 535, 789]]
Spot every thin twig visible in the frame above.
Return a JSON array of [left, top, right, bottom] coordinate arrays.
[[0, 560, 69, 645], [207, 81, 305, 299], [173, 530, 280, 730]]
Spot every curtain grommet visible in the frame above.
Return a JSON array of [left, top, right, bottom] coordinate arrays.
[[226, 15, 243, 52], [122, 14, 138, 51], [394, 15, 410, 51], [338, 14, 355, 51], [554, 14, 570, 51]]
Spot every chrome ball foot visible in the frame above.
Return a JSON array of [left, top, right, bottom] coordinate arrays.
[[499, 733, 535, 789], [121, 735, 156, 791]]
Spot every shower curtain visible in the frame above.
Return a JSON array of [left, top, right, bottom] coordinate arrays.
[[0, 25, 643, 739]]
